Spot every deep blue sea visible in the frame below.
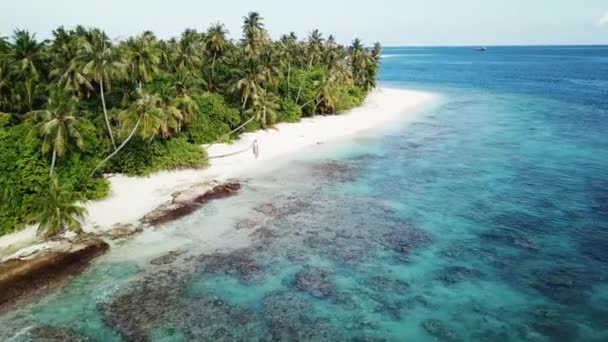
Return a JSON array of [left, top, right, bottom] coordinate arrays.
[[1, 46, 608, 341]]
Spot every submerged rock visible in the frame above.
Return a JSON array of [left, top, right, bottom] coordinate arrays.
[[105, 223, 143, 240], [294, 267, 334, 298], [363, 276, 410, 295], [195, 249, 264, 282], [381, 223, 433, 260], [28, 325, 91, 342], [253, 196, 311, 219], [263, 291, 337, 340], [480, 229, 542, 253], [0, 238, 109, 308], [303, 232, 375, 265], [439, 266, 484, 285], [421, 319, 462, 342], [235, 217, 261, 230], [528, 267, 586, 304], [529, 307, 579, 341], [142, 182, 241, 226], [311, 160, 358, 183], [512, 238, 541, 252], [150, 251, 183, 266], [100, 270, 184, 341]]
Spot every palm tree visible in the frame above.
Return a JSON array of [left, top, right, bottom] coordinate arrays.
[[315, 73, 339, 114], [78, 29, 123, 150], [248, 90, 279, 128], [278, 32, 297, 94], [371, 42, 382, 61], [8, 30, 47, 112], [366, 42, 382, 90], [205, 23, 228, 91], [49, 27, 94, 99], [235, 59, 264, 110], [0, 35, 8, 52], [154, 81, 184, 138], [121, 35, 161, 89], [348, 38, 373, 90], [27, 92, 84, 176], [159, 38, 180, 72], [295, 29, 324, 104], [159, 104, 183, 139], [48, 26, 75, 65], [323, 35, 340, 66], [0, 61, 11, 111], [51, 59, 93, 98], [177, 28, 203, 71], [172, 67, 199, 125], [90, 89, 163, 175], [258, 48, 280, 89], [30, 177, 86, 238], [242, 12, 267, 56]]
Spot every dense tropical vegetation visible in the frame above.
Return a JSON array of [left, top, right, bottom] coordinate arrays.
[[0, 13, 381, 237]]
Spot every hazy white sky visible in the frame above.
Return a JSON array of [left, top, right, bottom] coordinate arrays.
[[1, 0, 607, 46]]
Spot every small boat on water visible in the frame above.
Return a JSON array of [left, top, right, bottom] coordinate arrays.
[[475, 47, 488, 51]]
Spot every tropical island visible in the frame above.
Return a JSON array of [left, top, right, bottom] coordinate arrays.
[[0, 12, 381, 240], [0, 12, 441, 309]]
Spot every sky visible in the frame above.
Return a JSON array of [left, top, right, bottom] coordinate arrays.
[[1, 0, 607, 46]]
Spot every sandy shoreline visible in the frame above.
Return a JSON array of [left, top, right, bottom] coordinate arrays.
[[0, 87, 436, 256]]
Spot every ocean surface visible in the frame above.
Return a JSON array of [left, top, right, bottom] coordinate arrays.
[[2, 46, 608, 341]]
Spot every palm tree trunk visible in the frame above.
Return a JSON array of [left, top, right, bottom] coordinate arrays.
[[204, 115, 256, 150], [26, 80, 33, 112], [49, 148, 57, 177], [100, 76, 117, 151], [231, 115, 256, 136], [295, 57, 313, 104], [242, 94, 249, 110], [300, 98, 316, 110], [209, 52, 217, 92], [90, 116, 142, 177], [287, 60, 291, 95]]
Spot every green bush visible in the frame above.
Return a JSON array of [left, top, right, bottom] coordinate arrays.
[[0, 112, 11, 127], [333, 85, 366, 113], [107, 136, 207, 176], [0, 120, 110, 235], [278, 98, 302, 123], [147, 137, 207, 173], [242, 118, 261, 132], [185, 94, 241, 144], [287, 68, 325, 117]]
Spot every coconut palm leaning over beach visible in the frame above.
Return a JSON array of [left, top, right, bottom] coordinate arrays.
[[30, 177, 87, 238]]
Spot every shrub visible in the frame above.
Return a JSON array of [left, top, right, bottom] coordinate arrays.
[[278, 98, 302, 123], [185, 94, 241, 144], [0, 112, 11, 127], [0, 120, 110, 235], [287, 68, 325, 117], [335, 85, 366, 113], [107, 136, 207, 176]]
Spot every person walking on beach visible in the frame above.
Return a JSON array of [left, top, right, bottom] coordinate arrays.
[[252, 139, 259, 159]]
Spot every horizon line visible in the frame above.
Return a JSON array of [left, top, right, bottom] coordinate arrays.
[[382, 44, 608, 48]]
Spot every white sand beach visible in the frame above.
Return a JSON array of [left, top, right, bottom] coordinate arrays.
[[0, 87, 436, 255]]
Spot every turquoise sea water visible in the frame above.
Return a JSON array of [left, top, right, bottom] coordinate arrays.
[[2, 46, 608, 341]]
